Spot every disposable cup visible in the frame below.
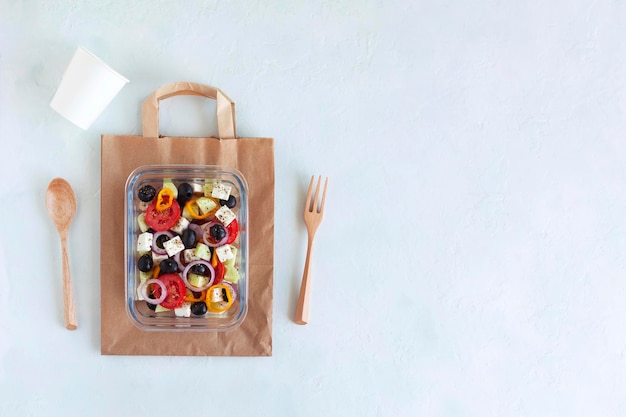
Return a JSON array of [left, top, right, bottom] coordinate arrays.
[[50, 46, 128, 129]]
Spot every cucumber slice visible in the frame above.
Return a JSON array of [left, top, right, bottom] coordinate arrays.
[[194, 243, 212, 261], [137, 213, 148, 233], [196, 197, 217, 214], [224, 264, 240, 283], [188, 273, 208, 288], [163, 179, 178, 199], [139, 270, 152, 284], [182, 205, 194, 221], [155, 304, 171, 313], [203, 179, 217, 197]]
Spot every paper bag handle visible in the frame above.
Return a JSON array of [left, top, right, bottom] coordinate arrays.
[[142, 82, 236, 138]]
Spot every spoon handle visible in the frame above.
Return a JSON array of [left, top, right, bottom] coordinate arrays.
[[60, 235, 77, 330]]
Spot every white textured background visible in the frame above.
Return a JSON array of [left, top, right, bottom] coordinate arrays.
[[2, 1, 626, 416]]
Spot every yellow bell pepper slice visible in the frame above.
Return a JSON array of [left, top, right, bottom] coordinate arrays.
[[206, 284, 234, 313], [155, 188, 175, 211], [184, 197, 216, 220], [184, 288, 207, 303]]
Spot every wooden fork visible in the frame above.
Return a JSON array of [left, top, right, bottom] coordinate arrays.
[[295, 175, 328, 325]]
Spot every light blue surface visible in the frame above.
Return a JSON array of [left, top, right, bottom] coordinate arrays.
[[2, 1, 626, 416]]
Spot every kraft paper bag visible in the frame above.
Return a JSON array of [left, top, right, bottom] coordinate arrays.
[[100, 82, 274, 356]]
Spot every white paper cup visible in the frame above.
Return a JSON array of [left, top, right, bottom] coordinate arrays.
[[50, 46, 128, 129]]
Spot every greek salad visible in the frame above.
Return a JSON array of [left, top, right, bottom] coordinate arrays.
[[133, 178, 242, 317]]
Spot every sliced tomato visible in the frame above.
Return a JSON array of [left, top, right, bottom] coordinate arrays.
[[210, 249, 225, 285], [145, 200, 181, 232], [213, 261, 225, 286], [153, 273, 186, 309], [225, 219, 239, 244]]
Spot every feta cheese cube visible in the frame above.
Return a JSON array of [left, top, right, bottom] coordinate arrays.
[[183, 249, 200, 263], [191, 182, 203, 194], [137, 232, 153, 253], [210, 287, 224, 302], [174, 302, 191, 317], [138, 201, 150, 211], [211, 183, 232, 200], [223, 246, 238, 267], [163, 236, 185, 257], [215, 245, 235, 263], [170, 216, 190, 235], [215, 205, 236, 226], [136, 286, 144, 301]]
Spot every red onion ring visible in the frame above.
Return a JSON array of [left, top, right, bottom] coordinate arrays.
[[182, 260, 215, 291], [140, 279, 167, 305], [173, 251, 185, 272], [152, 231, 174, 255], [222, 282, 238, 302], [202, 221, 229, 247]]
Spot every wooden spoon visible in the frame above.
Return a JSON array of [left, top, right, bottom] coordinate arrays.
[[45, 178, 78, 330]]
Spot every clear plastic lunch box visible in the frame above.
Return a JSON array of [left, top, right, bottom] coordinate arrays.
[[124, 164, 248, 332]]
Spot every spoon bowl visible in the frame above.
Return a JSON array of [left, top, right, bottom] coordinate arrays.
[[46, 178, 78, 330]]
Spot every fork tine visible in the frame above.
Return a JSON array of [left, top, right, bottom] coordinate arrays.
[[305, 175, 315, 213], [319, 177, 328, 214], [312, 176, 322, 213]]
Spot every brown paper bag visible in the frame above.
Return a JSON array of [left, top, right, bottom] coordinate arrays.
[[100, 82, 274, 356]]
